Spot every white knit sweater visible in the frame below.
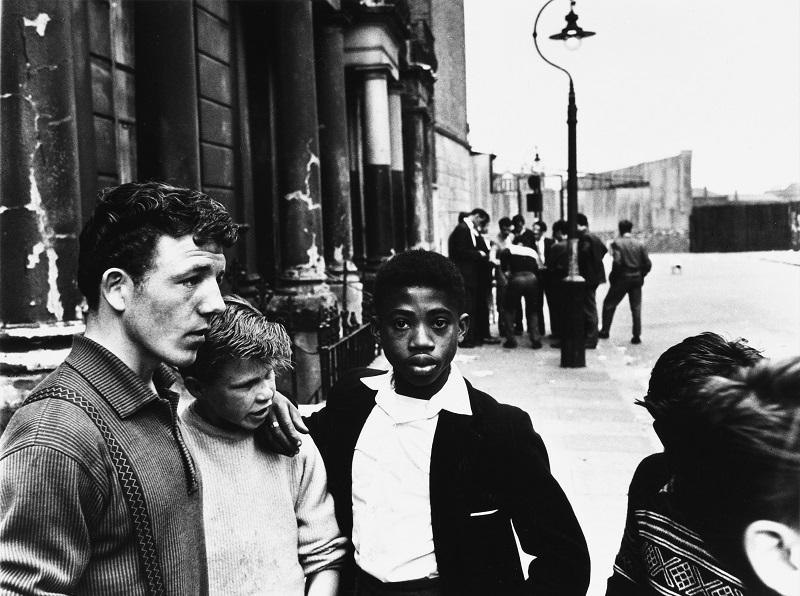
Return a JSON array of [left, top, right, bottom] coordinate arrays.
[[180, 401, 346, 596]]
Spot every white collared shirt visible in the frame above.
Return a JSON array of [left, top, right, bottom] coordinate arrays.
[[352, 365, 472, 582], [463, 217, 478, 247]]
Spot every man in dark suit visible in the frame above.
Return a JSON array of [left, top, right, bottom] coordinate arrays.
[[447, 208, 499, 347], [304, 250, 590, 596], [577, 213, 607, 349], [532, 220, 555, 337]]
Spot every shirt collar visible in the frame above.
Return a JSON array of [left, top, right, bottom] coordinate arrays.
[[66, 335, 178, 418], [361, 364, 472, 423]]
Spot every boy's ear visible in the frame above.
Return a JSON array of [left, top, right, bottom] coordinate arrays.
[[744, 520, 800, 596], [100, 268, 133, 313], [458, 313, 469, 342], [370, 316, 382, 347], [183, 376, 205, 400]]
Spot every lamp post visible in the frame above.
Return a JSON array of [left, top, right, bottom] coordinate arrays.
[[533, 0, 595, 368]]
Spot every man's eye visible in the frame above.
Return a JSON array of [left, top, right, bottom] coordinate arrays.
[[183, 276, 201, 287], [393, 320, 409, 330], [432, 319, 449, 329]]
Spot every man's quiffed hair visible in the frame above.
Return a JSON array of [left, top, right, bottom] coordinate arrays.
[[373, 249, 465, 315], [670, 357, 800, 580], [180, 295, 292, 382], [638, 332, 764, 424], [78, 181, 239, 310], [618, 219, 633, 235], [576, 213, 589, 227], [552, 219, 568, 236]]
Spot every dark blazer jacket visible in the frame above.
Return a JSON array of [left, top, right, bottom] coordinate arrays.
[[305, 369, 591, 596], [448, 220, 486, 289]]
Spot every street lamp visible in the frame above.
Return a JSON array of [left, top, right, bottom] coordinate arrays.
[[533, 0, 595, 368]]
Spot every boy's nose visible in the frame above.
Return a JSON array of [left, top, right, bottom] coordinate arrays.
[[409, 324, 434, 348]]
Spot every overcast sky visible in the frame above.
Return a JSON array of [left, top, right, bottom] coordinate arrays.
[[464, 0, 800, 195]]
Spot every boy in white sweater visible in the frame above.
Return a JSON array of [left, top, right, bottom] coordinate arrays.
[[179, 294, 346, 596]]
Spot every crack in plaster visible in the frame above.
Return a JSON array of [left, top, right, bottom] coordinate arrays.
[[11, 16, 64, 321], [283, 140, 321, 211], [23, 13, 51, 37]]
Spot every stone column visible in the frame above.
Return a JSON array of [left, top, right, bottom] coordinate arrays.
[[388, 84, 407, 252], [316, 19, 354, 275], [315, 17, 361, 321], [1, 0, 91, 422], [271, 0, 336, 403], [361, 69, 395, 268], [403, 107, 433, 249], [275, 0, 326, 283]]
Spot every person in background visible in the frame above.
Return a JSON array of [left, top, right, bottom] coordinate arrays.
[[576, 213, 607, 349], [491, 217, 515, 336], [499, 242, 545, 349], [606, 331, 764, 596], [0, 181, 239, 594], [179, 295, 346, 596], [546, 220, 569, 344], [511, 214, 535, 335], [532, 220, 554, 338], [599, 219, 652, 345], [448, 208, 495, 347], [474, 216, 500, 344]]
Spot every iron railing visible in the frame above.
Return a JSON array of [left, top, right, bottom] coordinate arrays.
[[317, 321, 381, 403]]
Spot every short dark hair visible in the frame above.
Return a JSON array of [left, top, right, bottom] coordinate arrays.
[[533, 220, 548, 233], [78, 182, 239, 310], [512, 214, 525, 227], [576, 213, 588, 227], [373, 250, 465, 315], [671, 357, 800, 581], [469, 208, 490, 223], [499, 217, 513, 228], [180, 294, 292, 382], [552, 219, 568, 236], [618, 219, 633, 234], [639, 332, 764, 428]]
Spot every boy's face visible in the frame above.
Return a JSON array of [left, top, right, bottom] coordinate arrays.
[[371, 286, 468, 388], [191, 358, 276, 431]]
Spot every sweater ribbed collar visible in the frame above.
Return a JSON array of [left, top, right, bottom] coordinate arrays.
[[65, 334, 178, 419]]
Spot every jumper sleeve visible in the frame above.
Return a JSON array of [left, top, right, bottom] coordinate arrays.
[[0, 446, 105, 595], [294, 436, 347, 576], [504, 411, 591, 596]]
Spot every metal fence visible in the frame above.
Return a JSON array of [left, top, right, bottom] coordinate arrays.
[[690, 202, 798, 252], [317, 321, 381, 403]]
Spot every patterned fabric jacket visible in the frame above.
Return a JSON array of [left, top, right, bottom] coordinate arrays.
[[606, 453, 745, 596], [0, 335, 208, 595]]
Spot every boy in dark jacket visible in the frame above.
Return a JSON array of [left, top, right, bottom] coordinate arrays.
[[273, 249, 590, 596]]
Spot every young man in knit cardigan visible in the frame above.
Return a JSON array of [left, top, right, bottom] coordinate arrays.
[[179, 295, 346, 596]]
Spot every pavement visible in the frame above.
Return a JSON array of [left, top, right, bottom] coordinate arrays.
[[303, 250, 800, 596]]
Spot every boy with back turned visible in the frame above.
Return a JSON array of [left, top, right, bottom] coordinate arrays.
[[272, 249, 590, 595]]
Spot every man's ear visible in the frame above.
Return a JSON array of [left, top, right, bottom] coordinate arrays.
[[183, 376, 205, 400], [370, 316, 382, 346], [744, 520, 800, 596], [100, 268, 132, 313], [458, 313, 469, 342]]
